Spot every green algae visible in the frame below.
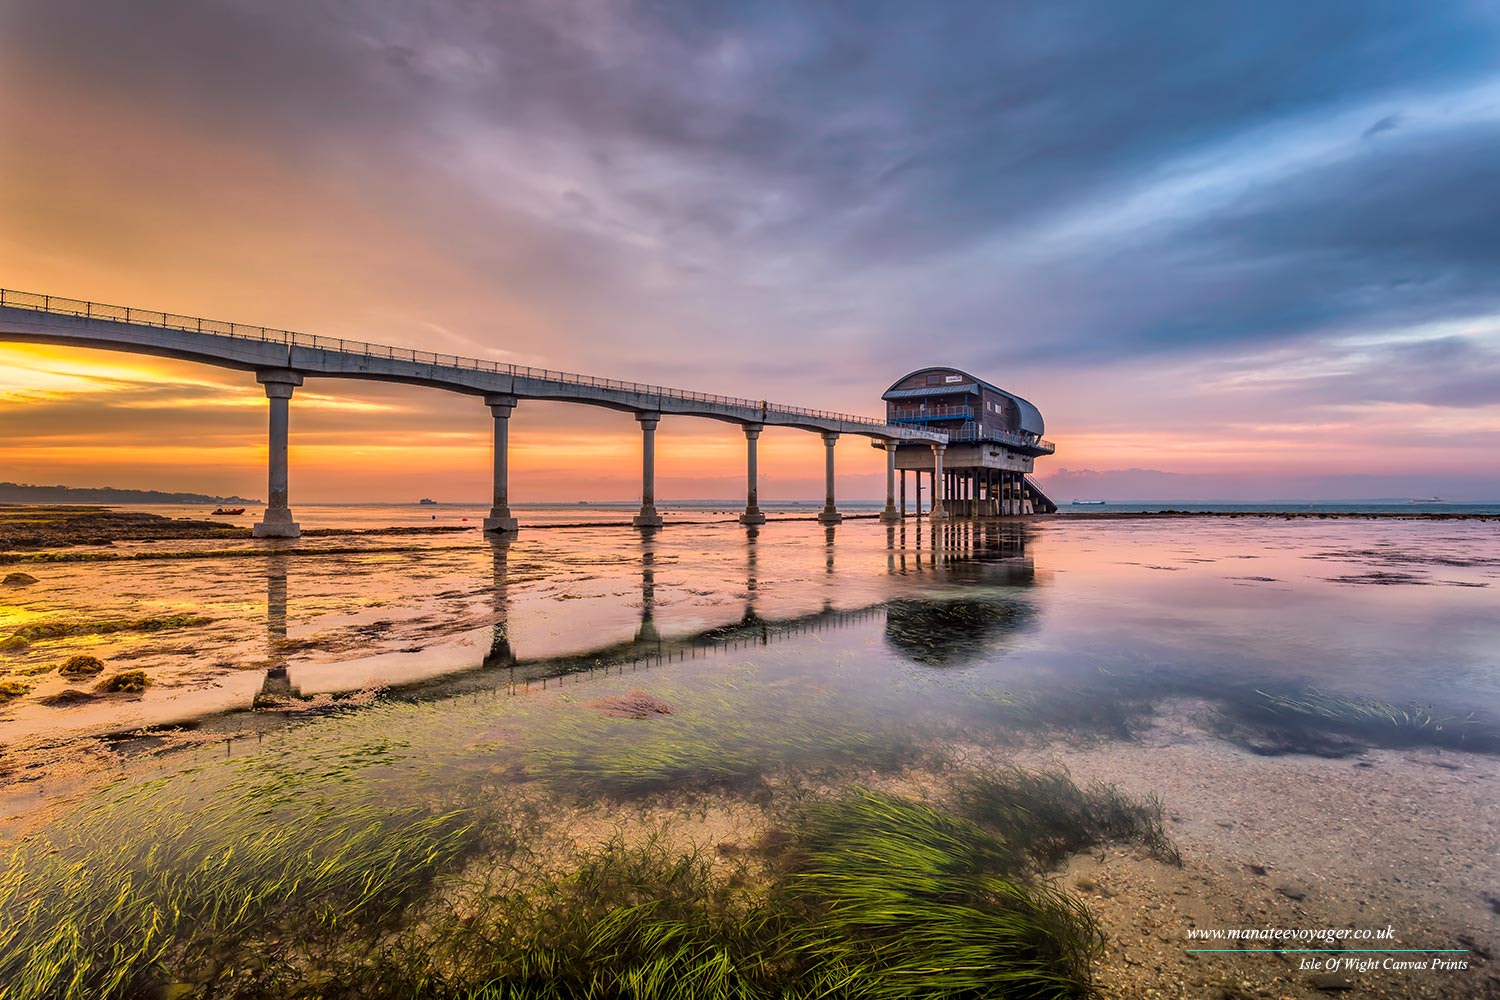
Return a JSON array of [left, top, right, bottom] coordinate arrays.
[[98, 670, 151, 693], [58, 654, 105, 677], [13, 614, 212, 642], [0, 745, 1172, 1000]]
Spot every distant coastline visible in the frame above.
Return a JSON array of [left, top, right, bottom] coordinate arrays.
[[0, 482, 260, 505]]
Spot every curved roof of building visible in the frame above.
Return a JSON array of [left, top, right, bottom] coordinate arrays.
[[883, 367, 1046, 436]]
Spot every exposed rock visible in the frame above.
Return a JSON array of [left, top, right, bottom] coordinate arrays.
[[41, 688, 98, 706], [754, 827, 794, 855], [59, 654, 105, 677], [1309, 971, 1354, 991], [99, 670, 150, 694], [2, 572, 38, 586]]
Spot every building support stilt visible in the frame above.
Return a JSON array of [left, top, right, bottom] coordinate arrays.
[[880, 441, 901, 523], [929, 444, 947, 520], [252, 369, 303, 539]]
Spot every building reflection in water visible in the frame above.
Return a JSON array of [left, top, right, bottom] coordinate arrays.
[[252, 518, 1040, 707], [883, 520, 1037, 666]]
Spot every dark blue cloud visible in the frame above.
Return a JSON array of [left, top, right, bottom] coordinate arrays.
[[5, 0, 1500, 380]]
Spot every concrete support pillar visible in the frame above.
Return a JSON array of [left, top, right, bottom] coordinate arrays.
[[633, 412, 664, 528], [900, 469, 907, 518], [818, 432, 842, 524], [483, 394, 519, 534], [880, 442, 901, 523], [740, 424, 766, 525], [252, 370, 303, 538], [915, 470, 924, 517], [929, 445, 947, 520], [971, 469, 981, 519]]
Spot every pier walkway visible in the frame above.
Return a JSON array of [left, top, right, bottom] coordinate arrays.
[[1, 288, 948, 537]]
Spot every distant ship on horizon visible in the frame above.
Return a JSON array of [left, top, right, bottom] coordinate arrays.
[[1071, 499, 1107, 505]]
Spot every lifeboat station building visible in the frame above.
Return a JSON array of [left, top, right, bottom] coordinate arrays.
[[883, 367, 1057, 517]]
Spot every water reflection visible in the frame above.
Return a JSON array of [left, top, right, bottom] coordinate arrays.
[[742, 526, 761, 625], [484, 536, 516, 668], [636, 534, 660, 644], [883, 522, 1037, 666], [883, 598, 1037, 667], [255, 554, 300, 706], [221, 516, 1500, 765]]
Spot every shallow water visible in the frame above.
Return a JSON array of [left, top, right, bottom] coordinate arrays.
[[2, 512, 1498, 997]]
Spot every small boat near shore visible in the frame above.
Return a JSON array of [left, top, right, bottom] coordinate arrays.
[[210, 507, 245, 516]]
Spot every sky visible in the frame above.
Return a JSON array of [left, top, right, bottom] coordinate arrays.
[[2, 0, 1498, 502]]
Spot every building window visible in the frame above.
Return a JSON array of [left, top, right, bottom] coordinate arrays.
[[926, 374, 942, 385]]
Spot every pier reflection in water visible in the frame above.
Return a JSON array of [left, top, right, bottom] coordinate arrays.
[[485, 536, 516, 668], [248, 518, 1043, 717], [237, 514, 1500, 768], [256, 552, 300, 706], [10, 514, 1500, 1000]]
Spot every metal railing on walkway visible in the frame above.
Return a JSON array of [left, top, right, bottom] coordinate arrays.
[[0, 288, 939, 437], [942, 425, 1056, 453]]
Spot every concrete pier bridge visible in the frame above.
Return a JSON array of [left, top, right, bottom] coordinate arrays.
[[0, 288, 947, 537]]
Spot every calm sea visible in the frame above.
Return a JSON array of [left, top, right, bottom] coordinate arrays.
[[109, 498, 1500, 530], [2, 506, 1497, 997]]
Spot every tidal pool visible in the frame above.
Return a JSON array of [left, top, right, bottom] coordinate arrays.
[[1, 513, 1497, 998]]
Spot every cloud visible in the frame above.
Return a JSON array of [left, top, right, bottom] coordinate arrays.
[[2, 1, 1498, 497]]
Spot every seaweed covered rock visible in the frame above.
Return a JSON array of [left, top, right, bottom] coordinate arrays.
[[59, 654, 105, 678], [2, 572, 39, 586], [99, 670, 150, 693], [586, 689, 675, 719], [41, 688, 98, 706]]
